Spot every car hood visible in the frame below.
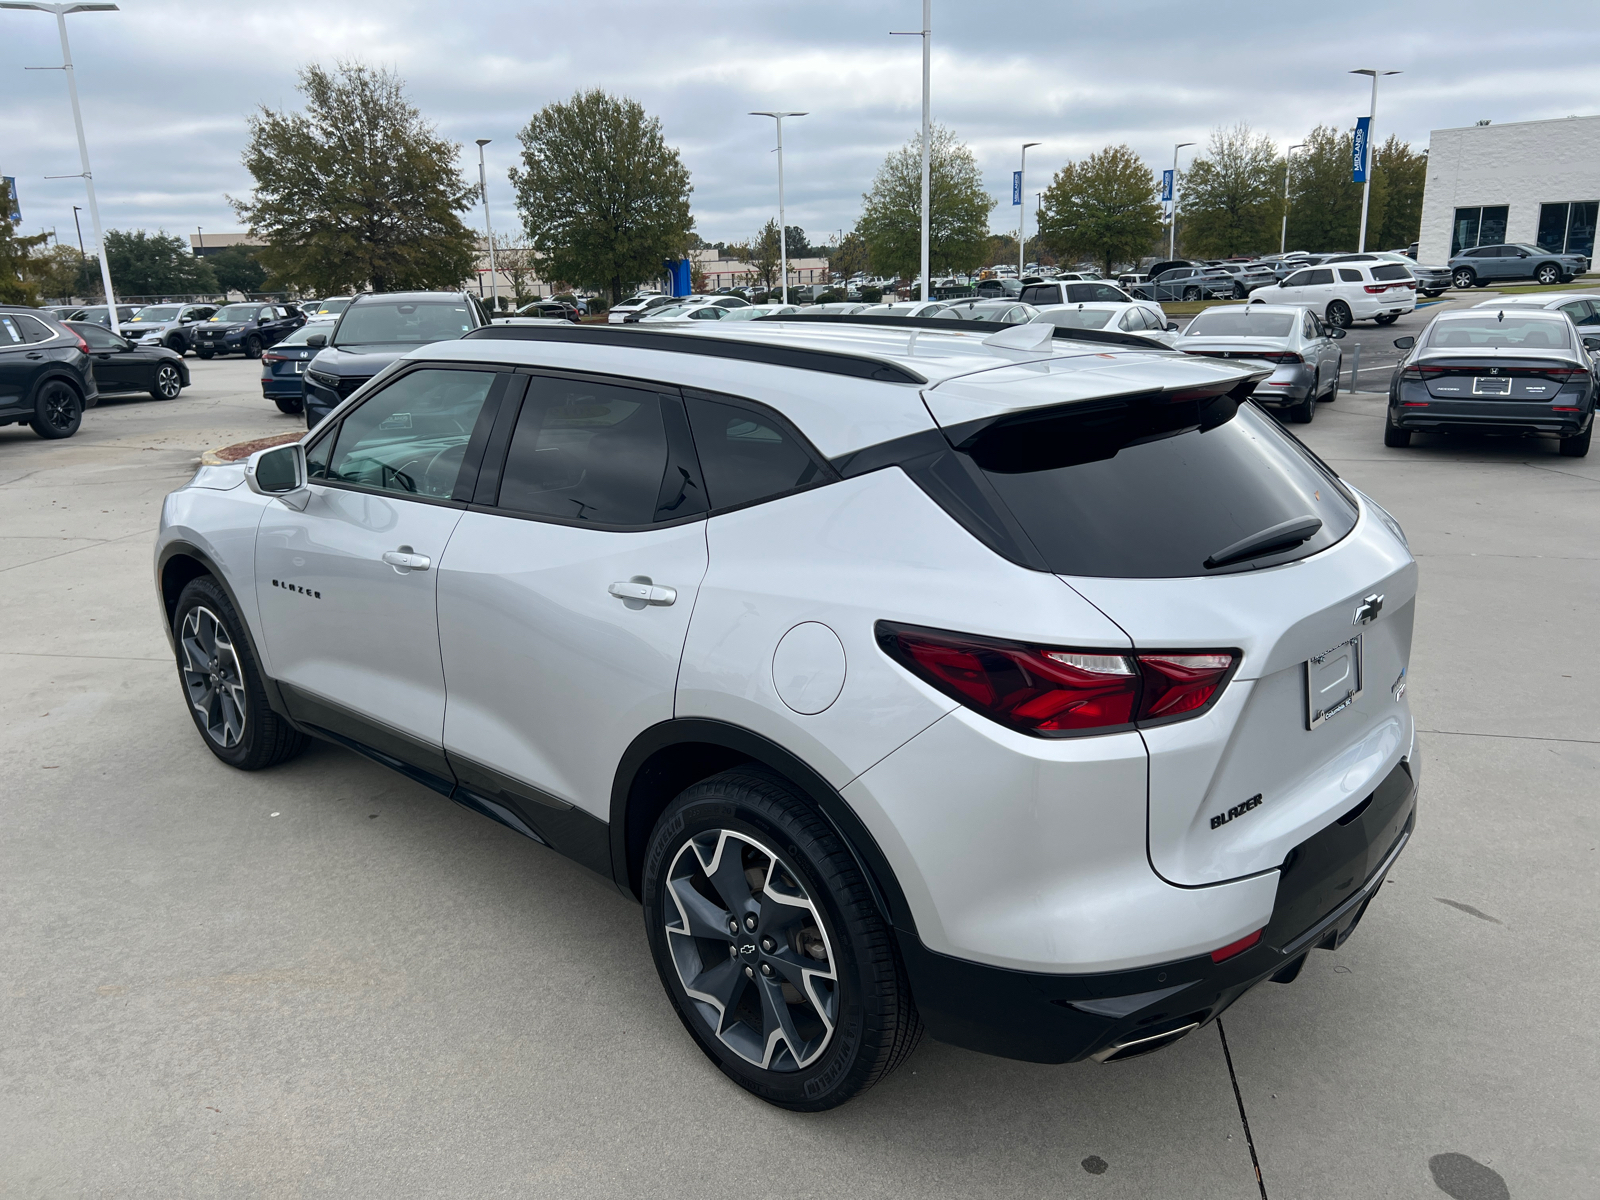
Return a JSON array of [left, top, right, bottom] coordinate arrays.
[[311, 344, 418, 375], [202, 322, 248, 332]]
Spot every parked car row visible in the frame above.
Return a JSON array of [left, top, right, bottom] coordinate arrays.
[[1, 303, 192, 440]]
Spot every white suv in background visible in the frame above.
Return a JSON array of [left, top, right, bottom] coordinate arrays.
[[1249, 261, 1417, 327], [155, 316, 1420, 1111]]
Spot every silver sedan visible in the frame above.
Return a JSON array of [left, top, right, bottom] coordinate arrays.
[[1170, 303, 1346, 424]]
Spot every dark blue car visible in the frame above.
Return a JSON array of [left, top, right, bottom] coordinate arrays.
[[259, 324, 319, 414], [193, 302, 303, 359]]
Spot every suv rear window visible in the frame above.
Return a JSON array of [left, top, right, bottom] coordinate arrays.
[[1370, 264, 1412, 281], [911, 399, 1357, 578]]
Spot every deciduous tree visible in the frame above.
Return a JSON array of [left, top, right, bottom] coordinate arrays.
[[510, 89, 695, 303], [1036, 145, 1164, 276], [26, 243, 95, 303], [1178, 125, 1282, 258], [104, 230, 218, 297], [1285, 124, 1368, 253], [828, 229, 868, 280], [858, 125, 994, 281], [234, 62, 478, 294], [1374, 136, 1426, 250], [0, 181, 48, 305], [206, 244, 268, 295]]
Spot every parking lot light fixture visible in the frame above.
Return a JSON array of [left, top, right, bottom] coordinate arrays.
[[1169, 142, 1195, 260], [3, 1, 122, 329], [1281, 143, 1305, 255], [1351, 69, 1401, 254], [475, 139, 497, 311], [1018, 142, 1041, 277], [890, 0, 931, 302], [750, 111, 806, 304]]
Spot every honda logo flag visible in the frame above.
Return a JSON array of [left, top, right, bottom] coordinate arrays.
[[1352, 117, 1371, 183]]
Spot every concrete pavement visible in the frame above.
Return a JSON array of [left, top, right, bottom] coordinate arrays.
[[0, 357, 1594, 1198]]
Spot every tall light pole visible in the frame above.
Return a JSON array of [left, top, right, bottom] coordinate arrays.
[[1280, 143, 1305, 255], [475, 139, 498, 312], [891, 1, 931, 301], [4, 2, 123, 330], [750, 111, 806, 304], [1351, 69, 1401, 253], [1169, 141, 1195, 261], [1017, 142, 1040, 277]]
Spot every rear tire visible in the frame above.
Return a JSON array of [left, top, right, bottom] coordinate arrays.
[[1183, 287, 1201, 302], [1326, 300, 1353, 329], [274, 396, 304, 414], [30, 380, 82, 439], [1232, 283, 1248, 299], [1384, 414, 1412, 447], [641, 766, 922, 1111], [1453, 268, 1476, 290], [172, 576, 307, 770], [1375, 312, 1399, 326], [151, 363, 183, 401], [1559, 424, 1592, 457]]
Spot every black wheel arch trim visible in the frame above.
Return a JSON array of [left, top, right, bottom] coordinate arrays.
[[610, 718, 914, 935], [156, 540, 292, 721]]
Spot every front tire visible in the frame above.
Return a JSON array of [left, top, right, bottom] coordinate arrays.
[[172, 576, 307, 770], [1453, 268, 1476, 290], [642, 767, 922, 1111], [244, 335, 263, 360], [1537, 264, 1562, 286], [151, 363, 183, 401], [1559, 424, 1592, 457], [1375, 312, 1399, 326], [197, 347, 215, 360], [1288, 379, 1317, 424], [1384, 413, 1412, 447], [30, 380, 82, 439], [1325, 359, 1341, 400], [1326, 300, 1353, 329], [1232, 283, 1248, 299], [1182, 286, 1201, 302]]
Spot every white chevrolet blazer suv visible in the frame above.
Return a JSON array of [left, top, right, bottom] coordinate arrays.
[[154, 316, 1420, 1110]]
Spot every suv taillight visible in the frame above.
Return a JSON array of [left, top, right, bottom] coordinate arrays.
[[69, 329, 90, 354], [876, 623, 1238, 736]]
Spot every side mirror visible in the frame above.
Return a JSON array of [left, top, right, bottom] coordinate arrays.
[[1583, 336, 1600, 352], [1166, 321, 1180, 332], [1393, 336, 1416, 350], [306, 332, 327, 348], [1329, 327, 1347, 339], [245, 443, 310, 510]]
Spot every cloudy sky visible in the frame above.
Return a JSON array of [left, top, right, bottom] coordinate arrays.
[[3, 0, 1593, 254]]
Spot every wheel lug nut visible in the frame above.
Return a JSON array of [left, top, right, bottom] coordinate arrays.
[[760, 937, 775, 952], [744, 965, 754, 979], [726, 917, 739, 935], [744, 914, 758, 931], [760, 963, 774, 977]]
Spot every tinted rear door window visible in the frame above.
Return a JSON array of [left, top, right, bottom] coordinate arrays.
[[963, 401, 1358, 578]]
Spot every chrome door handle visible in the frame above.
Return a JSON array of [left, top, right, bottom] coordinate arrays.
[[609, 579, 676, 606], [382, 548, 431, 571]]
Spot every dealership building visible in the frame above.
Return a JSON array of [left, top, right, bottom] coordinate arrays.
[[1417, 114, 1600, 264]]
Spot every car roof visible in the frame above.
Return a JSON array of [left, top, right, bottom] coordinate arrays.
[[1191, 304, 1307, 315], [349, 291, 468, 303], [427, 321, 1258, 459]]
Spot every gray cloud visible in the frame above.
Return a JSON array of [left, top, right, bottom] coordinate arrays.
[[3, 0, 1591, 252]]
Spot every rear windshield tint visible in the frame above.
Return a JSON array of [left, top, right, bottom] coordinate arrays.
[[1037, 308, 1115, 329], [1370, 264, 1412, 281], [1425, 316, 1572, 350], [1185, 310, 1295, 337], [961, 401, 1357, 578]]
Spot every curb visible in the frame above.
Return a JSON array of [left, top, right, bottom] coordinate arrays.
[[200, 431, 302, 467]]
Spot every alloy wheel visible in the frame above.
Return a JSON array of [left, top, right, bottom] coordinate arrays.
[[1538, 265, 1559, 285], [179, 605, 247, 748], [1453, 269, 1475, 289], [662, 828, 838, 1072], [156, 364, 182, 399], [41, 383, 79, 431], [1327, 301, 1353, 329]]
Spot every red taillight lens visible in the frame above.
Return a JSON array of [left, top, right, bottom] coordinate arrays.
[[1210, 929, 1263, 963], [1262, 352, 1303, 364], [70, 330, 90, 354], [1364, 284, 1389, 294], [877, 623, 1236, 736], [261, 352, 283, 363]]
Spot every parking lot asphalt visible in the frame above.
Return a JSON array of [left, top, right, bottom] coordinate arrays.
[[1, 343, 1595, 1198]]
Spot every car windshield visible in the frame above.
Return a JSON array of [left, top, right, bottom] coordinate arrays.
[[213, 305, 259, 321], [1186, 311, 1296, 337], [1035, 309, 1116, 329], [1425, 316, 1573, 350], [334, 301, 473, 345], [645, 306, 691, 319], [131, 306, 182, 321]]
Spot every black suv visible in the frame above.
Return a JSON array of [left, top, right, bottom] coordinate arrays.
[[0, 306, 99, 439], [193, 302, 304, 359], [302, 291, 491, 426]]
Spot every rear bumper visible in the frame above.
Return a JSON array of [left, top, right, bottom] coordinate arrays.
[[1392, 400, 1594, 437], [900, 758, 1417, 1064]]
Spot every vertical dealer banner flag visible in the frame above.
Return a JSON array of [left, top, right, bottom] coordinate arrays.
[[1161, 169, 1174, 203], [1352, 117, 1372, 183], [1012, 171, 1022, 205], [3, 178, 19, 223]]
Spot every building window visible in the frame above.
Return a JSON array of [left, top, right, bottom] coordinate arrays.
[[1452, 206, 1509, 256], [1536, 201, 1598, 258]]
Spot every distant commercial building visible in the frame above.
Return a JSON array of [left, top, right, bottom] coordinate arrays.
[[189, 232, 266, 258], [694, 247, 832, 291], [1418, 115, 1600, 264]]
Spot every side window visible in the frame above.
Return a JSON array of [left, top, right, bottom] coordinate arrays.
[[304, 423, 337, 480], [1118, 309, 1143, 332], [1141, 308, 1164, 331], [1338, 268, 1363, 283], [1282, 271, 1311, 288], [0, 316, 24, 345], [1307, 269, 1335, 285], [325, 367, 498, 500], [684, 394, 829, 511], [13, 314, 57, 343], [77, 323, 123, 350], [1304, 311, 1319, 340], [497, 376, 685, 526]]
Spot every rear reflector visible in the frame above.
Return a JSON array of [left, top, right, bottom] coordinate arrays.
[[1210, 929, 1263, 963], [876, 622, 1237, 736]]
